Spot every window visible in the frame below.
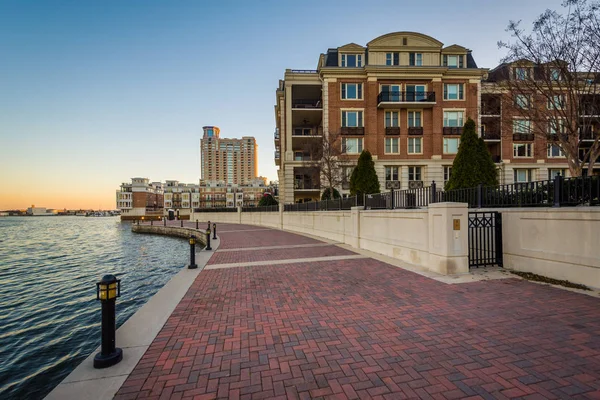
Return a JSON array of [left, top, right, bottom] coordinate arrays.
[[408, 166, 422, 181], [444, 166, 452, 183], [443, 111, 464, 127], [342, 167, 354, 189], [409, 53, 422, 66], [549, 169, 566, 179], [341, 110, 363, 127], [386, 52, 399, 66], [548, 118, 565, 135], [444, 55, 463, 68], [444, 84, 464, 100], [381, 84, 401, 102], [547, 95, 565, 110], [443, 138, 460, 154], [385, 137, 399, 154], [341, 54, 363, 67], [385, 111, 399, 127], [514, 169, 532, 183], [341, 83, 362, 100], [550, 68, 561, 81], [342, 138, 363, 154], [514, 67, 529, 80], [513, 143, 533, 157], [406, 85, 426, 101], [515, 94, 530, 109], [547, 144, 564, 158], [513, 119, 532, 134], [408, 111, 422, 127], [385, 166, 399, 181], [408, 137, 423, 154]]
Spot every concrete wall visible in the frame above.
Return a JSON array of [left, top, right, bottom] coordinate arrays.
[[490, 207, 600, 288], [132, 225, 207, 246]]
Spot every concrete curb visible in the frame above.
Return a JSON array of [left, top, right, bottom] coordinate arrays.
[[44, 230, 220, 400]]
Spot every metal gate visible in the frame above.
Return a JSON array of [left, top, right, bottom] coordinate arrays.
[[468, 212, 503, 268]]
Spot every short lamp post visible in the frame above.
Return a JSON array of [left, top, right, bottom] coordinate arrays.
[[94, 275, 123, 369], [205, 228, 212, 251], [212, 223, 217, 240], [189, 235, 198, 269], [164, 217, 166, 226], [180, 220, 183, 227], [196, 219, 199, 230], [207, 220, 211, 230]]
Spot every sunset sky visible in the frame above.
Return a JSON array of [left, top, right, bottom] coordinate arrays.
[[0, 0, 564, 210]]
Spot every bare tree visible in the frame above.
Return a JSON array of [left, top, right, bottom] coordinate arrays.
[[302, 130, 349, 198], [498, 0, 600, 176]]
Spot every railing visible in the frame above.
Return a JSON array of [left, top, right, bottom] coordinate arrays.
[[580, 128, 598, 140], [340, 127, 365, 135], [193, 207, 238, 212], [292, 99, 322, 108], [284, 196, 363, 212], [377, 91, 436, 104], [242, 205, 279, 212], [408, 127, 424, 135], [481, 106, 501, 116], [481, 130, 501, 140], [443, 127, 463, 135], [385, 127, 400, 135], [513, 133, 534, 141], [294, 181, 320, 190], [289, 69, 318, 74]]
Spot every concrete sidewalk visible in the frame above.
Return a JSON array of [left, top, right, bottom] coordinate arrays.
[[113, 222, 600, 399]]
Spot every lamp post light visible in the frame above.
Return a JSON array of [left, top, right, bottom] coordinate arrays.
[[205, 228, 212, 251], [207, 220, 211, 230], [94, 275, 123, 369], [188, 235, 198, 269], [213, 223, 217, 240], [196, 219, 199, 230]]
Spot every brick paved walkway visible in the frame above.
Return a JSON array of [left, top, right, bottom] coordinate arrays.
[[116, 223, 600, 399]]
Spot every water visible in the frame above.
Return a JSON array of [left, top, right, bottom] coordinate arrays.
[[0, 216, 189, 400]]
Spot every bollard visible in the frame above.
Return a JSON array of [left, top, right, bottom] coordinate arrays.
[[94, 275, 123, 368], [188, 235, 198, 269], [196, 219, 199, 230], [164, 217, 166, 227], [136, 219, 139, 225], [150, 220, 153, 226], [205, 228, 212, 251], [207, 220, 211, 230], [181, 220, 183, 227], [213, 223, 217, 240]]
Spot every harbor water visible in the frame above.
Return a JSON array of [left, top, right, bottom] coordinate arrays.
[[0, 216, 188, 399]]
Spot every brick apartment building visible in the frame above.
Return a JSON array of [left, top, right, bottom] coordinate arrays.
[[116, 178, 164, 220], [274, 31, 577, 204]]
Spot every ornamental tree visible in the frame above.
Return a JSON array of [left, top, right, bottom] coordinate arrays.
[[350, 150, 380, 196]]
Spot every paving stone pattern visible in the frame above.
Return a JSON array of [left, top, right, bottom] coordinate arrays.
[[116, 224, 600, 399], [209, 246, 356, 265]]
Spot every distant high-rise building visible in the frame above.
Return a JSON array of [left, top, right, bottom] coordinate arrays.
[[200, 126, 258, 185]]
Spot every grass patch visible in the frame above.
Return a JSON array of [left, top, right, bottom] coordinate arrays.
[[510, 271, 590, 291]]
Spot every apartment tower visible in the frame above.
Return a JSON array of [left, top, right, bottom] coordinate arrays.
[[200, 126, 258, 185]]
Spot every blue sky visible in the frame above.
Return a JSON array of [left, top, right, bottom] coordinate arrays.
[[0, 0, 564, 209]]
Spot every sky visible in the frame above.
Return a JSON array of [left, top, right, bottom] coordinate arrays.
[[0, 0, 566, 210]]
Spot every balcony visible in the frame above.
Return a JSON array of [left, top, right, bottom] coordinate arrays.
[[340, 127, 365, 135], [491, 155, 502, 163], [443, 127, 462, 135], [513, 133, 534, 141], [580, 127, 599, 141], [294, 180, 320, 190], [292, 99, 322, 109], [292, 126, 322, 137], [377, 91, 436, 108], [274, 129, 280, 144], [481, 129, 501, 141], [481, 106, 501, 116], [385, 127, 400, 135], [408, 127, 423, 136]]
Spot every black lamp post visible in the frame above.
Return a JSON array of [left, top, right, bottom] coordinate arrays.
[[205, 228, 212, 251], [181, 219, 183, 227], [189, 235, 198, 269], [94, 275, 123, 369], [207, 220, 211, 230], [213, 223, 217, 240], [196, 219, 199, 230]]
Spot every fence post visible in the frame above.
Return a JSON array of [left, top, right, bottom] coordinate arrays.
[[430, 181, 437, 204], [553, 173, 562, 207], [390, 188, 395, 209], [477, 183, 483, 209], [339, 196, 342, 210]]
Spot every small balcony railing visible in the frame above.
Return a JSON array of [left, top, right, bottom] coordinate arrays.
[[292, 99, 322, 109], [580, 127, 598, 141], [513, 133, 534, 141], [481, 130, 501, 140], [340, 127, 365, 135], [443, 127, 463, 135], [491, 155, 502, 163], [408, 127, 424, 135], [377, 91, 436, 104], [294, 180, 320, 190], [481, 106, 501, 116], [385, 127, 400, 135]]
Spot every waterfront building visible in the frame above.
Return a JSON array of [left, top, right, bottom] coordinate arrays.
[[274, 31, 587, 204], [200, 126, 258, 185], [116, 178, 164, 220], [25, 206, 56, 216]]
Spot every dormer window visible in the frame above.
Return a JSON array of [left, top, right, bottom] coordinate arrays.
[[341, 54, 363, 67], [386, 52, 399, 66], [514, 67, 530, 80], [443, 55, 463, 68], [409, 53, 422, 66], [550, 68, 561, 81]]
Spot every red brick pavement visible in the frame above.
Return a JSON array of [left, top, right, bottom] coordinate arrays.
[[115, 224, 600, 400], [209, 245, 356, 265], [216, 230, 322, 250]]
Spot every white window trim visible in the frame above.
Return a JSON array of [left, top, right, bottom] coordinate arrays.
[[407, 137, 423, 155], [547, 95, 565, 110], [513, 143, 534, 158], [407, 110, 423, 127], [443, 138, 461, 154], [408, 166, 422, 181], [443, 83, 465, 101], [340, 108, 365, 127], [515, 94, 531, 109], [385, 52, 400, 66], [341, 137, 364, 154], [443, 109, 466, 127], [547, 144, 564, 158], [384, 137, 400, 154], [512, 118, 533, 134], [340, 53, 363, 68], [341, 83, 363, 100], [385, 166, 400, 181], [410, 53, 423, 66], [385, 110, 400, 127]]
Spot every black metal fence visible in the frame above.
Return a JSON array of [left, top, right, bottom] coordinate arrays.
[[284, 196, 363, 212], [193, 207, 238, 213], [242, 205, 279, 212]]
